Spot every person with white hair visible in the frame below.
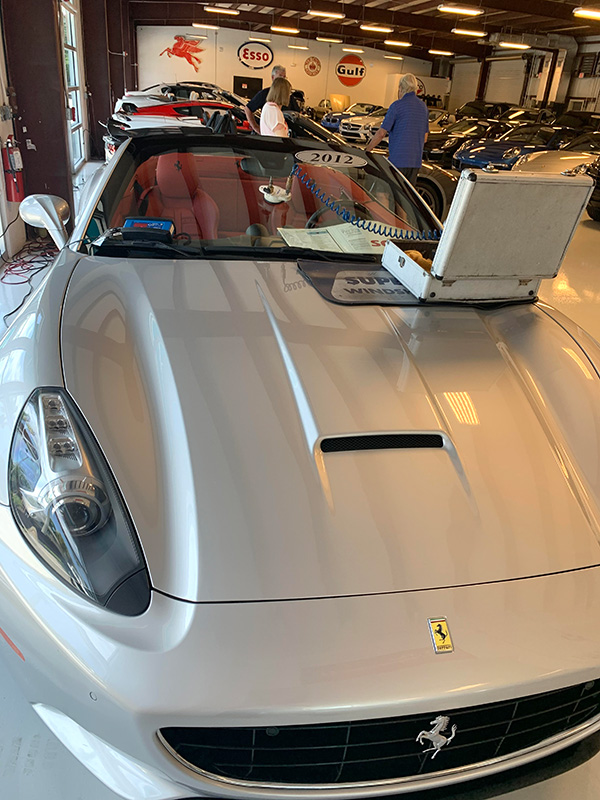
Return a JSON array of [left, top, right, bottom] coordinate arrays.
[[365, 73, 429, 186], [244, 65, 288, 134]]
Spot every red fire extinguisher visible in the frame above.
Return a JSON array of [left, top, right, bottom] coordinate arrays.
[[2, 135, 25, 202]]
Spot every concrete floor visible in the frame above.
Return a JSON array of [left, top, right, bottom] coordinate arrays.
[[0, 211, 600, 799]]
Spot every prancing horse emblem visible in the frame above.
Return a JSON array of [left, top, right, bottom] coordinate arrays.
[[416, 715, 457, 758]]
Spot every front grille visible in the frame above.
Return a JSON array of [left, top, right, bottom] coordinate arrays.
[[159, 680, 600, 786]]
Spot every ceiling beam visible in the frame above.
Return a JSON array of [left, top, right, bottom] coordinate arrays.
[[129, 0, 505, 36], [477, 0, 600, 27], [129, 3, 490, 57]]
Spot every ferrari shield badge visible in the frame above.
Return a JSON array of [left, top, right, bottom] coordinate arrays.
[[428, 617, 454, 654]]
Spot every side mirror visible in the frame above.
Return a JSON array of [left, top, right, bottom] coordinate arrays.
[[19, 194, 70, 248]]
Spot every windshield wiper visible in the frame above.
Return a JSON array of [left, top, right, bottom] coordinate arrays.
[[93, 237, 206, 259], [198, 245, 380, 262]]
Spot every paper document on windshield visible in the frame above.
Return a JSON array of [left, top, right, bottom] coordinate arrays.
[[278, 222, 412, 254]]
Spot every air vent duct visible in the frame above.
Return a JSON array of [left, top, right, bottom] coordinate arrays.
[[320, 434, 444, 453]]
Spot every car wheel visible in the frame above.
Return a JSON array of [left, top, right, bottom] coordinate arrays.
[[416, 179, 443, 218], [587, 203, 600, 221]]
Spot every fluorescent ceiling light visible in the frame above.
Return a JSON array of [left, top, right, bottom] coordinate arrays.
[[573, 6, 600, 19], [248, 36, 271, 42], [288, 44, 309, 49], [343, 47, 364, 52], [316, 36, 343, 42], [204, 6, 239, 14], [498, 41, 530, 49], [452, 27, 486, 36], [308, 9, 345, 19], [193, 22, 219, 29], [438, 3, 484, 16], [384, 55, 404, 60], [360, 24, 394, 32], [429, 48, 454, 55], [384, 39, 411, 46], [271, 25, 300, 34]]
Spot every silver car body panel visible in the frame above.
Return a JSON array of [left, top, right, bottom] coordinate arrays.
[[60, 256, 600, 603]]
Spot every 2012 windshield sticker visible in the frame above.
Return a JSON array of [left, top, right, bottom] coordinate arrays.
[[295, 150, 368, 168]]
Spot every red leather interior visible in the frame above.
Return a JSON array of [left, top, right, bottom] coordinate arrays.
[[109, 154, 408, 239]]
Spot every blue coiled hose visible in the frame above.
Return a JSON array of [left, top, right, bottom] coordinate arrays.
[[291, 163, 441, 241]]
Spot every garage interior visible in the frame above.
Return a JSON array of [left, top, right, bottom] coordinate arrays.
[[2, 1, 600, 799]]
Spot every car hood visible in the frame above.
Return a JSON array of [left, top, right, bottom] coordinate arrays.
[[342, 114, 383, 126], [513, 149, 597, 173], [61, 257, 600, 602]]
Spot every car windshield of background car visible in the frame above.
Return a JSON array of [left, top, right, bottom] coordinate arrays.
[[566, 132, 600, 151], [81, 141, 438, 260]]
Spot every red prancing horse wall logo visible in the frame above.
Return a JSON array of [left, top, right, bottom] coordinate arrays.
[[160, 36, 204, 72]]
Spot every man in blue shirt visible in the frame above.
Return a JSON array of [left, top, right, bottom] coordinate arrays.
[[365, 74, 429, 186]]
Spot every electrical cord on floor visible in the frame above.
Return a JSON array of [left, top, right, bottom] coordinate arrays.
[[1, 239, 58, 327], [0, 215, 21, 264]]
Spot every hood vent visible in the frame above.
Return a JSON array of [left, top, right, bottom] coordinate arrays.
[[320, 434, 444, 453]]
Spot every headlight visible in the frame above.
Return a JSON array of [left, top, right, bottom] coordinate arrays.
[[9, 389, 150, 615], [560, 162, 590, 176], [514, 154, 530, 167], [503, 147, 521, 159], [441, 138, 458, 150]]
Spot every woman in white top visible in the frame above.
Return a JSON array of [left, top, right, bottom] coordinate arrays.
[[260, 78, 292, 137]]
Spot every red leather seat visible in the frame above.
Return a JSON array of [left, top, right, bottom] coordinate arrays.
[[141, 152, 220, 239]]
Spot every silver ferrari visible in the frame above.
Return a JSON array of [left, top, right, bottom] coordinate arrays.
[[4, 130, 600, 799]]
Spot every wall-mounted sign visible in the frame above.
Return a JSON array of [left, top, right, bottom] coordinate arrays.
[[335, 54, 366, 87], [238, 41, 274, 70], [304, 56, 321, 77], [416, 76, 426, 96], [159, 36, 204, 72]]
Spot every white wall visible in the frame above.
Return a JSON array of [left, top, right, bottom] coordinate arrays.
[[485, 58, 526, 104], [0, 31, 25, 257], [448, 61, 480, 112], [136, 26, 434, 108]]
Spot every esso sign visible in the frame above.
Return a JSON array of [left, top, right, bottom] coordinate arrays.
[[238, 42, 274, 70], [336, 54, 366, 87]]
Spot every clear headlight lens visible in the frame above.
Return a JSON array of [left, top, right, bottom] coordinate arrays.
[[9, 389, 150, 615], [514, 154, 530, 167], [503, 147, 521, 159]]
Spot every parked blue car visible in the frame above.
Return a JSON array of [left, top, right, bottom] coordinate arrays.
[[453, 124, 581, 171], [321, 102, 384, 132]]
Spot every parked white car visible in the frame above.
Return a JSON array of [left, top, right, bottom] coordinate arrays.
[[340, 108, 388, 142], [8, 130, 600, 800]]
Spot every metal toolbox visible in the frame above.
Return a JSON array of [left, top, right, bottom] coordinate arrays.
[[382, 169, 594, 303]]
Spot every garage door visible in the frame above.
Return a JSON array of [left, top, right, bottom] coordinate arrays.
[[485, 58, 526, 104], [448, 61, 480, 112]]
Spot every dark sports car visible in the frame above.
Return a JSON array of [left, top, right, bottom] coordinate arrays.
[[424, 118, 512, 167], [453, 124, 582, 171]]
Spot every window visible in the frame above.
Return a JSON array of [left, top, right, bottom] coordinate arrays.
[[61, 0, 86, 171]]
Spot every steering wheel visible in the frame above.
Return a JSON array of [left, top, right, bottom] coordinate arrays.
[[305, 199, 371, 229]]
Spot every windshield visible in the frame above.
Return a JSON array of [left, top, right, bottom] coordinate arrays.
[[499, 108, 538, 122], [347, 103, 378, 115], [566, 132, 600, 151], [82, 137, 439, 261], [445, 119, 489, 135], [499, 125, 552, 143]]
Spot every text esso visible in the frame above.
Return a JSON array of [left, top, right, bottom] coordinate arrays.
[[335, 54, 366, 87], [238, 42, 274, 70]]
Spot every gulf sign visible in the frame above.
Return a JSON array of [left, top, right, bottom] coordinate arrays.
[[238, 41, 274, 70], [336, 54, 366, 87]]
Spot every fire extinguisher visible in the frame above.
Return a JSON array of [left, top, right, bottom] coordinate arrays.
[[2, 134, 25, 202]]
